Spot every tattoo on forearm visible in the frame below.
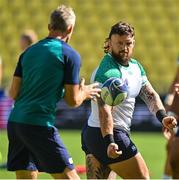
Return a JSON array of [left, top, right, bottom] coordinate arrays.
[[139, 83, 164, 114], [97, 98, 113, 136]]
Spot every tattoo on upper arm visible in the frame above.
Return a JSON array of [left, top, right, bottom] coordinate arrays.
[[86, 154, 110, 179], [139, 83, 164, 114]]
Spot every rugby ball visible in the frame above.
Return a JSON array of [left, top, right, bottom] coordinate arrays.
[[101, 77, 128, 106]]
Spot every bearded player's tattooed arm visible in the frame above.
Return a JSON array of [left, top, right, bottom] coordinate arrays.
[[139, 82, 165, 114]]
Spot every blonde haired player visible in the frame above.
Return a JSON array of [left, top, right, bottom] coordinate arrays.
[[7, 5, 100, 179]]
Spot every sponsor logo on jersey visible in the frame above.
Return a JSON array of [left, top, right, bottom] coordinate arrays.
[[68, 157, 73, 164], [131, 145, 137, 151]]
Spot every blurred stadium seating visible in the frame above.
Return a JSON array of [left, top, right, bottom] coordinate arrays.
[[0, 90, 13, 128], [0, 0, 178, 93], [55, 98, 162, 131]]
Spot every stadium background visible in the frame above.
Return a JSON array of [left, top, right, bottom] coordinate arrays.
[[0, 0, 178, 179], [0, 0, 178, 92]]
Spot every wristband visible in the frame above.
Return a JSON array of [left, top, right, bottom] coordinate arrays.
[[156, 110, 167, 123], [104, 134, 115, 147]]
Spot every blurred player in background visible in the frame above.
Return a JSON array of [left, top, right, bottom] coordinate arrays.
[[0, 30, 38, 169], [20, 29, 38, 51], [164, 57, 179, 114], [7, 5, 100, 179], [163, 56, 179, 179], [81, 21, 177, 179]]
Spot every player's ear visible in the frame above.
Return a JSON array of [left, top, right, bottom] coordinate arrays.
[[108, 39, 112, 47], [133, 39, 135, 46], [106, 39, 112, 53], [66, 25, 73, 35], [131, 36, 135, 47], [48, 24, 51, 31]]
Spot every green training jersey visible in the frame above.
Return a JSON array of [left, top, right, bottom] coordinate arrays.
[[9, 37, 81, 126], [88, 53, 148, 133]]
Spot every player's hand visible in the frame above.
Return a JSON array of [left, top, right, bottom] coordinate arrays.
[[107, 143, 122, 159], [80, 78, 101, 100], [162, 116, 177, 130], [163, 127, 173, 140]]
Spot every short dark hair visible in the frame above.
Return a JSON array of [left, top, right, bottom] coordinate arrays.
[[104, 21, 135, 53], [109, 21, 135, 38]]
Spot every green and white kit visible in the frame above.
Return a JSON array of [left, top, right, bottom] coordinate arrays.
[[88, 53, 149, 133]]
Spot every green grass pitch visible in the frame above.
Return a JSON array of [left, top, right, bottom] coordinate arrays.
[[0, 130, 167, 179]]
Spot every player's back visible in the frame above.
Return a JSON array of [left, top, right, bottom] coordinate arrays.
[[9, 37, 79, 126], [19, 38, 64, 105]]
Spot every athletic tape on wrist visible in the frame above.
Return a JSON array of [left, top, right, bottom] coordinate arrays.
[[156, 110, 167, 123], [104, 134, 115, 147]]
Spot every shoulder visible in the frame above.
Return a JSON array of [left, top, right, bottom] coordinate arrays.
[[61, 41, 80, 61], [18, 51, 27, 63], [130, 58, 146, 76], [21, 40, 40, 57], [95, 54, 121, 83], [130, 58, 143, 67]]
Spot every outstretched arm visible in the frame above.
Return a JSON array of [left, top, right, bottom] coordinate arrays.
[[64, 78, 101, 107], [139, 82, 177, 129], [139, 82, 165, 114]]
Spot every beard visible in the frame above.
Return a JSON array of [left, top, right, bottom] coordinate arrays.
[[111, 51, 131, 66]]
